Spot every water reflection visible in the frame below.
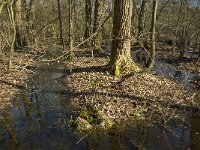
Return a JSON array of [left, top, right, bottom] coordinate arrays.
[[184, 51, 199, 59], [154, 60, 196, 85], [0, 112, 19, 149], [190, 115, 200, 149], [0, 62, 79, 149]]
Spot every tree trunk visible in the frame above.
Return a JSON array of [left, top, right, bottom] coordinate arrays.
[[84, 0, 92, 47], [57, 0, 64, 48], [110, 0, 139, 76], [68, 0, 74, 60], [7, 0, 16, 72], [147, 0, 158, 68], [93, 0, 103, 51], [14, 0, 24, 49], [138, 0, 148, 47], [25, 0, 35, 46], [178, 0, 188, 58], [0, 2, 4, 57]]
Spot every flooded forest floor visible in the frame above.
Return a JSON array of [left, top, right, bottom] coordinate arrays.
[[0, 44, 200, 149], [0, 50, 36, 111]]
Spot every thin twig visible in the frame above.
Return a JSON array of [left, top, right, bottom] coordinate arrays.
[[76, 133, 89, 144]]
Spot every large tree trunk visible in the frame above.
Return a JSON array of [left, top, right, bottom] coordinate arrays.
[[84, 0, 92, 47], [93, 0, 103, 51], [110, 0, 139, 76], [14, 0, 24, 49]]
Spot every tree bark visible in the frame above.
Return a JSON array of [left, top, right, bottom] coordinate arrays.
[[14, 0, 24, 49], [57, 0, 64, 46], [84, 0, 92, 47], [0, 1, 5, 57], [68, 0, 74, 59], [24, 0, 35, 46], [147, 0, 158, 68], [178, 0, 188, 58], [138, 0, 148, 46], [93, 0, 103, 51], [110, 0, 139, 76], [7, 0, 16, 72]]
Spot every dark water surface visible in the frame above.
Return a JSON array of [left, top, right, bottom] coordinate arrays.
[[0, 59, 200, 149]]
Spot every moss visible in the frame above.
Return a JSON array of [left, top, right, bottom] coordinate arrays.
[[114, 65, 120, 77], [80, 105, 103, 125], [73, 105, 113, 132], [99, 115, 113, 130], [74, 117, 92, 131], [79, 106, 89, 119]]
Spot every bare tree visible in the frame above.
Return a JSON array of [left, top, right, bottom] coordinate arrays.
[[7, 0, 16, 72], [68, 0, 74, 59], [57, 0, 64, 49], [84, 0, 92, 47], [0, 1, 5, 57], [177, 0, 188, 58], [14, 0, 25, 49], [93, 0, 103, 52], [138, 0, 148, 47], [23, 0, 35, 46], [147, 0, 158, 68]]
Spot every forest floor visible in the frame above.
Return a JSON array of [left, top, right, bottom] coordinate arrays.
[[0, 45, 199, 126], [63, 48, 199, 128]]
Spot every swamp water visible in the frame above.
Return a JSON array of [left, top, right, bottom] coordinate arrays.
[[0, 57, 200, 149]]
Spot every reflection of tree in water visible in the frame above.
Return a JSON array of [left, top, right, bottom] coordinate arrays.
[[20, 92, 34, 130], [109, 124, 124, 150], [85, 130, 102, 150], [174, 70, 182, 81], [1, 112, 19, 149], [83, 125, 127, 150], [127, 121, 147, 149], [191, 115, 200, 149], [32, 92, 45, 128], [19, 91, 45, 130]]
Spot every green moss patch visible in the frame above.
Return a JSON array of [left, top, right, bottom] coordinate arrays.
[[73, 105, 113, 132]]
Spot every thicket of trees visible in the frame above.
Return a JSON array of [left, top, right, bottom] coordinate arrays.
[[0, 0, 199, 74]]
